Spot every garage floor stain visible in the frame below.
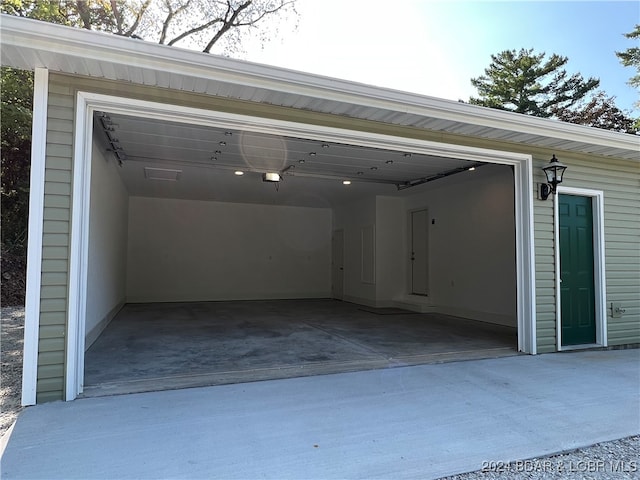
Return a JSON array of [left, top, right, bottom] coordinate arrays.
[[83, 299, 517, 396]]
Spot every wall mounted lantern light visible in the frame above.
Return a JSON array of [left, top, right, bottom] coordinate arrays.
[[540, 154, 567, 200]]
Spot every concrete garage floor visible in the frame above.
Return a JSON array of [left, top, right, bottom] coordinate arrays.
[[83, 299, 517, 397]]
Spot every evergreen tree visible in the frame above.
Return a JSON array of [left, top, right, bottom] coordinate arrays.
[[470, 48, 599, 118]]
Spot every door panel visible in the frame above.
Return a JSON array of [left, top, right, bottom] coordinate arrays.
[[411, 209, 429, 295], [331, 230, 344, 300], [559, 195, 596, 346]]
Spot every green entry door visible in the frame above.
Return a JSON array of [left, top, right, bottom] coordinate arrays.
[[559, 194, 596, 346]]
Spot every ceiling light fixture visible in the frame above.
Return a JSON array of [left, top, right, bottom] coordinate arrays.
[[386, 160, 393, 165], [298, 159, 305, 164], [263, 172, 281, 182], [309, 152, 317, 156], [404, 153, 412, 158], [234, 171, 244, 176], [343, 180, 352, 185], [219, 141, 226, 146], [370, 166, 378, 171], [357, 171, 364, 175], [322, 144, 330, 148], [468, 167, 475, 171], [225, 131, 233, 136]]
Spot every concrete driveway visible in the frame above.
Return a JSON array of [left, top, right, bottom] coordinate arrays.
[[1, 349, 639, 479]]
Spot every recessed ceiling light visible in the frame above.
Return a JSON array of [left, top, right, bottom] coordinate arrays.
[[219, 141, 226, 146], [343, 180, 352, 185], [215, 150, 222, 155], [468, 167, 476, 171], [225, 131, 233, 136], [357, 171, 364, 175], [234, 171, 244, 176], [309, 152, 317, 156], [370, 166, 378, 171], [322, 144, 330, 148], [298, 159, 305, 164], [386, 160, 393, 165], [404, 153, 412, 158]]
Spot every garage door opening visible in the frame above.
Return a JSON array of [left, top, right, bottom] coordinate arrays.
[[67, 92, 535, 400]]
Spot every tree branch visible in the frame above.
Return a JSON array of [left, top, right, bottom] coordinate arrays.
[[125, 0, 153, 37]]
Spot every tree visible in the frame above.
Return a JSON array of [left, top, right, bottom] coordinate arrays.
[[554, 91, 638, 134], [616, 24, 640, 108], [1, 68, 33, 253], [470, 48, 599, 118], [2, 0, 297, 55]]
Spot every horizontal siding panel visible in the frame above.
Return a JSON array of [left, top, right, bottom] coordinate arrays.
[[48, 93, 74, 108], [40, 298, 67, 312], [42, 246, 68, 259], [38, 351, 64, 367], [48, 105, 74, 121], [43, 233, 69, 247], [45, 169, 72, 184], [43, 207, 70, 222], [43, 221, 69, 235], [40, 324, 66, 337], [46, 156, 72, 171], [36, 389, 63, 403], [47, 118, 74, 134], [36, 378, 64, 394], [41, 285, 67, 299], [42, 259, 68, 273], [41, 272, 68, 286], [44, 182, 71, 196], [46, 143, 73, 158], [44, 195, 71, 209], [39, 314, 66, 328], [37, 364, 65, 380], [47, 131, 74, 145], [48, 82, 72, 95], [39, 338, 65, 352]]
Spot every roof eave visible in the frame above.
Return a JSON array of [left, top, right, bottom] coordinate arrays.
[[1, 14, 639, 159]]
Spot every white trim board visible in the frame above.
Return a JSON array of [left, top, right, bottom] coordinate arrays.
[[22, 67, 49, 406], [554, 187, 607, 351], [64, 91, 538, 400]]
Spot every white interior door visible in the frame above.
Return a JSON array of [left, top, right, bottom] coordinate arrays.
[[411, 209, 429, 295], [331, 230, 344, 299]]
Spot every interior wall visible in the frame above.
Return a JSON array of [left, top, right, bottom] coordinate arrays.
[[332, 197, 377, 305], [126, 197, 332, 302], [375, 196, 406, 305], [404, 164, 517, 326], [85, 139, 129, 347]]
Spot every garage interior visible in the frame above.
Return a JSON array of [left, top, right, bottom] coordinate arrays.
[[82, 110, 519, 397]]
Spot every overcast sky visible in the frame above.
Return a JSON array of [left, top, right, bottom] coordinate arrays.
[[236, 0, 639, 115]]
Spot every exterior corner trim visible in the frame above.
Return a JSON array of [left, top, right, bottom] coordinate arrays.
[[22, 67, 49, 406]]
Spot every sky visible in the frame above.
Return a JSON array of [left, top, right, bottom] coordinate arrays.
[[237, 0, 640, 115]]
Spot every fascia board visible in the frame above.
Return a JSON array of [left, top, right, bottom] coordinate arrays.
[[2, 14, 639, 157]]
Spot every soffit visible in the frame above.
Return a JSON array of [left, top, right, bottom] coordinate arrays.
[[1, 14, 638, 161]]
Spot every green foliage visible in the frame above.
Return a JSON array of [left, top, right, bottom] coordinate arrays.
[[1, 68, 33, 252], [616, 24, 640, 108], [554, 91, 638, 134], [470, 48, 599, 118]]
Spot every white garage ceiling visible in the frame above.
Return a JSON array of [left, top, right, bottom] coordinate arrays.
[[95, 111, 483, 208]]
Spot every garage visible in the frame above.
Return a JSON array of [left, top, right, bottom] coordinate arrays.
[[80, 107, 520, 396]]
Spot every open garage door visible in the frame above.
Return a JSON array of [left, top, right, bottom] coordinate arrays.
[[67, 93, 535, 399]]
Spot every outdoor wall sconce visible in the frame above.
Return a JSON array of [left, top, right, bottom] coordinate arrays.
[[540, 154, 567, 200]]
